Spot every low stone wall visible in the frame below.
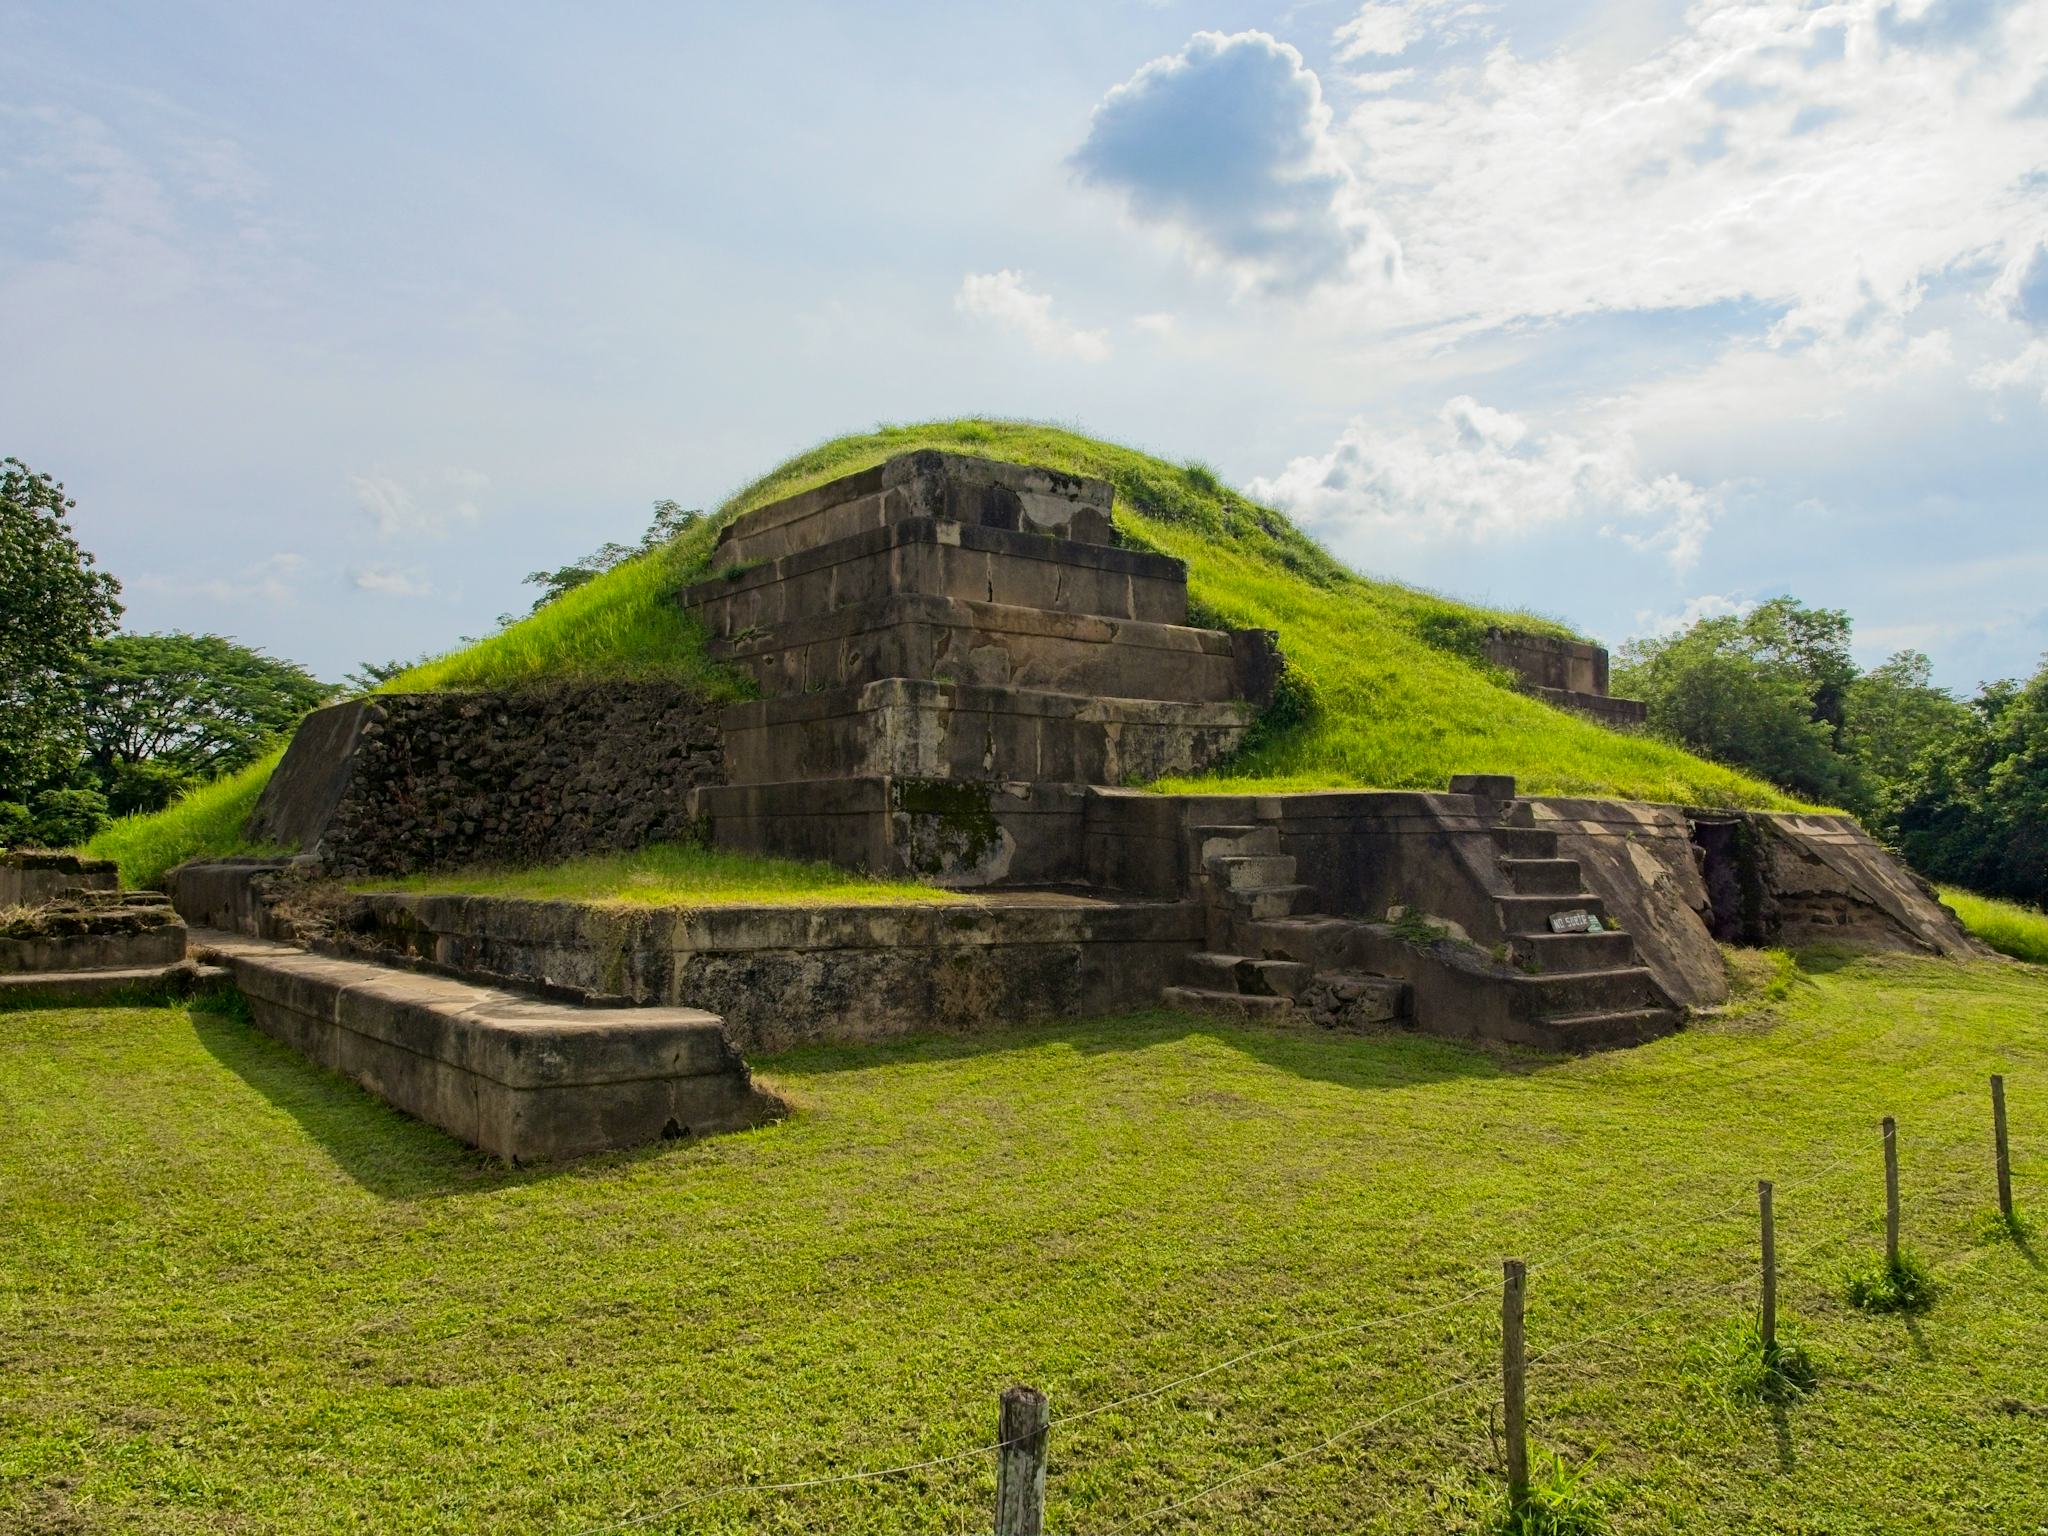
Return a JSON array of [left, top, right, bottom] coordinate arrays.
[[249, 683, 727, 875], [206, 936, 781, 1160], [300, 888, 1199, 1053], [0, 892, 189, 975]]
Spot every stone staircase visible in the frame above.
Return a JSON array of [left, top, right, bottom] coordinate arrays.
[[1481, 804, 1682, 1047], [1158, 804, 1681, 1051], [1161, 823, 1410, 1028]]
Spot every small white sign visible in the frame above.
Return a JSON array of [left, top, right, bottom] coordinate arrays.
[[1548, 909, 1604, 934]]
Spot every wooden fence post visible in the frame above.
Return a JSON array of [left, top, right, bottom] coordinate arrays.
[[1882, 1116, 1900, 1267], [1992, 1075, 2014, 1225], [994, 1385, 1048, 1536], [1502, 1258, 1528, 1512], [1758, 1179, 1777, 1355]]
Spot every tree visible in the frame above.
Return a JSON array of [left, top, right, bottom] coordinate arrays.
[[517, 499, 703, 615], [1892, 659, 2048, 907], [0, 458, 122, 801], [75, 634, 331, 809], [1842, 651, 1970, 818], [1614, 598, 1860, 804]]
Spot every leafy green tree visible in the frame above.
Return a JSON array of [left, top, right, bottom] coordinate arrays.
[[1615, 598, 1859, 804], [76, 634, 331, 804], [26, 787, 111, 848], [1842, 651, 1970, 819], [0, 458, 123, 801], [1893, 660, 2048, 907]]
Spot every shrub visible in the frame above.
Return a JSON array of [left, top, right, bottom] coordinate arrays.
[[1844, 1250, 1937, 1313]]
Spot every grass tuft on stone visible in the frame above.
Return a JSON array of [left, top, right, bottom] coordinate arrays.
[[349, 840, 967, 907]]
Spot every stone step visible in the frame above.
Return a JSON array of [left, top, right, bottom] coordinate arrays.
[[710, 450, 1117, 572], [1520, 965, 1665, 1016], [1508, 929, 1637, 973], [1499, 857, 1584, 896], [1225, 884, 1320, 922], [707, 592, 1262, 705], [1188, 824, 1280, 862], [1161, 986, 1294, 1022], [1497, 893, 1609, 933], [1235, 916, 1363, 970], [682, 515, 1190, 630], [1533, 1007, 1683, 1051], [1296, 971, 1410, 1029], [1207, 854, 1298, 891], [1182, 953, 1316, 999], [1489, 826, 1559, 858], [0, 960, 228, 1005]]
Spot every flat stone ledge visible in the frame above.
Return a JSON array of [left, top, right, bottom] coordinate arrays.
[[197, 932, 783, 1161]]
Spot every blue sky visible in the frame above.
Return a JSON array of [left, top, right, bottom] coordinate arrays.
[[3, 0, 2044, 691]]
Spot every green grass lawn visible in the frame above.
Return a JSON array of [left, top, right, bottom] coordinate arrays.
[[351, 842, 967, 908], [3, 950, 2042, 1534], [1943, 887, 2048, 966]]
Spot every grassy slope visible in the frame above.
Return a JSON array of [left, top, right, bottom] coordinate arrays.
[[85, 419, 1795, 884], [1942, 887, 2048, 965], [4, 951, 2043, 1534]]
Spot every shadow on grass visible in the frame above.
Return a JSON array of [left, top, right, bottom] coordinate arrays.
[[183, 1001, 663, 1201], [760, 1006, 1532, 1095]]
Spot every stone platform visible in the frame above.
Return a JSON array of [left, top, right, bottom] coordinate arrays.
[[198, 931, 783, 1161]]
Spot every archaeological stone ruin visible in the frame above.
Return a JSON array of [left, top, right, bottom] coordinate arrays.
[[8, 450, 1985, 1160]]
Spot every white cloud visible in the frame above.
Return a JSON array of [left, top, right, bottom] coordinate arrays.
[[134, 552, 305, 607], [348, 468, 487, 541], [1332, 1, 1475, 61], [1132, 311, 1178, 337], [955, 270, 1111, 362], [1248, 395, 1718, 569], [1634, 592, 1753, 637], [1072, 30, 1400, 294], [350, 564, 435, 598]]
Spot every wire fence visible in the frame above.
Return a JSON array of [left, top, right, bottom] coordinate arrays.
[[567, 1075, 2035, 1536]]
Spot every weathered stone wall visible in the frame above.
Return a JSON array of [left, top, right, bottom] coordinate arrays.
[[306, 684, 725, 875], [0, 851, 120, 906]]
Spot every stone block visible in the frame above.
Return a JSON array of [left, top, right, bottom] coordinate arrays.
[[683, 516, 1188, 631], [718, 679, 1251, 786], [211, 938, 782, 1161], [709, 592, 1251, 704], [246, 699, 369, 852], [711, 450, 1114, 572], [689, 775, 1091, 887], [0, 851, 120, 906]]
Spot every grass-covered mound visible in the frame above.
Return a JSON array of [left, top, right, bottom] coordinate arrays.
[[89, 419, 1796, 885]]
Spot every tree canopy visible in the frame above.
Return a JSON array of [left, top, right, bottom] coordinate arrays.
[[0, 458, 123, 801]]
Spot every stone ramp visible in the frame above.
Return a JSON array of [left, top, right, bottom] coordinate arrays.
[[193, 930, 782, 1162]]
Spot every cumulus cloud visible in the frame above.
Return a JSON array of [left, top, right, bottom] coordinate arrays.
[[955, 270, 1110, 362], [350, 564, 435, 598], [1248, 396, 1718, 569], [1072, 30, 1398, 294], [349, 468, 487, 541]]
